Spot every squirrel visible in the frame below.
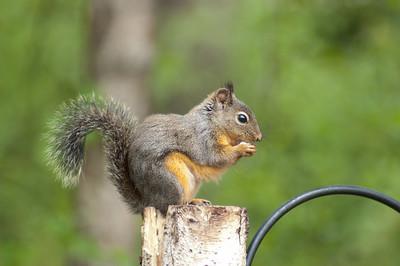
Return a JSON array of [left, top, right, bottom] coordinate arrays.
[[46, 82, 262, 215]]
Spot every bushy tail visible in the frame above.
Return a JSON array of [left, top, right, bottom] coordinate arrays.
[[45, 95, 141, 212]]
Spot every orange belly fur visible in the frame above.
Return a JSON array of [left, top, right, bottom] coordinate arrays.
[[164, 151, 227, 203]]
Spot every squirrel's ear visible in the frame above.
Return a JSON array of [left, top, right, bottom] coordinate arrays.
[[225, 81, 234, 94], [213, 86, 233, 109]]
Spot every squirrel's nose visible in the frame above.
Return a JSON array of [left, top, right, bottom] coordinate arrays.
[[255, 133, 263, 142]]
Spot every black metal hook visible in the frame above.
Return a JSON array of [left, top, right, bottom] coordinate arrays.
[[246, 185, 400, 265]]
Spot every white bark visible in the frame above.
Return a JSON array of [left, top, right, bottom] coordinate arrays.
[[142, 205, 249, 266], [141, 208, 166, 265]]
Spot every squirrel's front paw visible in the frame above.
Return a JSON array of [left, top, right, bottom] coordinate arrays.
[[189, 198, 212, 206], [235, 141, 256, 157]]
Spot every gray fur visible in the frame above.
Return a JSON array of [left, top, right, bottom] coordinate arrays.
[[45, 95, 142, 212], [46, 85, 261, 215]]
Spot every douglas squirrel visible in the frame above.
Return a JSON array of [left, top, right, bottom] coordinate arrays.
[[46, 83, 262, 215]]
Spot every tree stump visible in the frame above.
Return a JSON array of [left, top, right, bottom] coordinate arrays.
[[141, 205, 249, 266]]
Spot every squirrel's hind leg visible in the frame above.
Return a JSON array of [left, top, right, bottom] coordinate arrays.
[[132, 162, 183, 215], [164, 152, 198, 204], [189, 198, 212, 206]]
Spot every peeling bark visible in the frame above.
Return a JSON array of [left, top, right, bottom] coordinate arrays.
[[142, 205, 248, 266]]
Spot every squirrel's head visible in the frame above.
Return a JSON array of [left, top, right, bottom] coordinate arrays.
[[204, 82, 263, 145]]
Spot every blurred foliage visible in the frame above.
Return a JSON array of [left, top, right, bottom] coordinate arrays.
[[0, 0, 98, 265], [1, 0, 400, 265]]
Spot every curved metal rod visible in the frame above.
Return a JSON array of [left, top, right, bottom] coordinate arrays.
[[246, 185, 400, 265]]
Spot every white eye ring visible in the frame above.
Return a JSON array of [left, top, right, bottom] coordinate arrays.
[[236, 111, 249, 124]]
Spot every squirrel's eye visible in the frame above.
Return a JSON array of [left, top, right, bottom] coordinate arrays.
[[236, 112, 249, 124]]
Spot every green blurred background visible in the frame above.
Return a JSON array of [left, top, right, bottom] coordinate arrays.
[[1, 0, 400, 265]]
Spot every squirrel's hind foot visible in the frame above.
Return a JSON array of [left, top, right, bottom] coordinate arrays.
[[188, 198, 212, 206]]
